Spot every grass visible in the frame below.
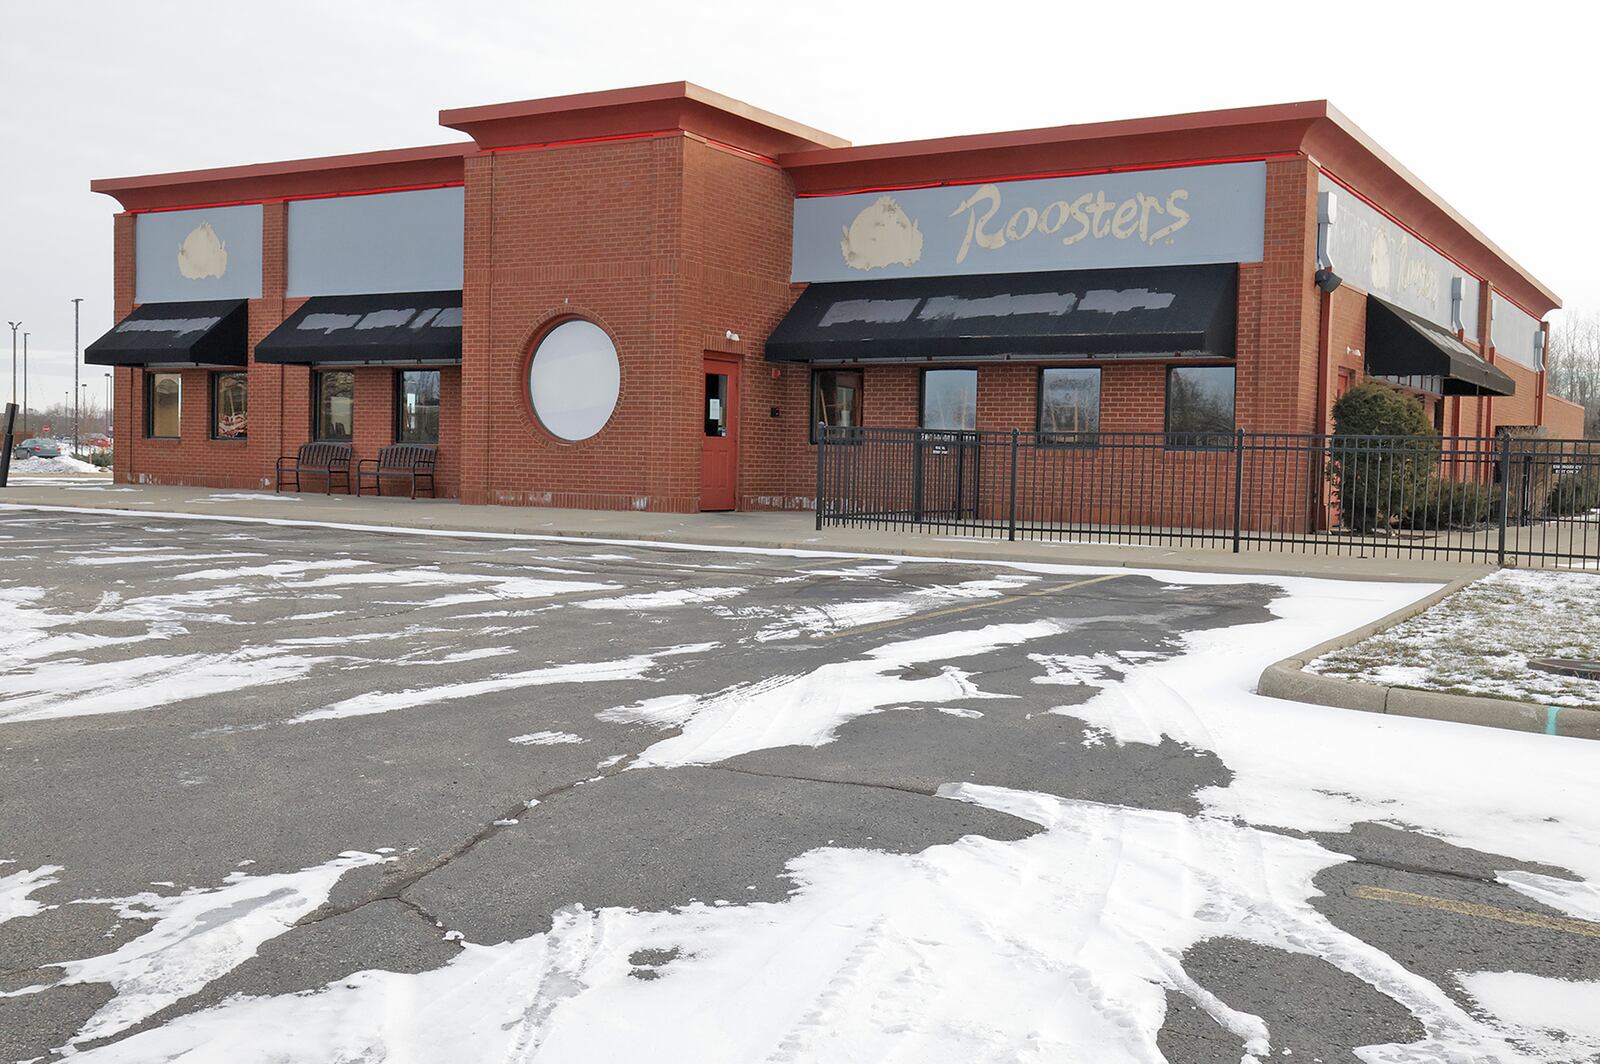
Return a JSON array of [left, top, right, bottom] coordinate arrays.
[[1309, 569, 1600, 709]]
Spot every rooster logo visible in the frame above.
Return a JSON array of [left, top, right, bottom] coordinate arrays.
[[177, 222, 229, 280], [840, 196, 923, 271]]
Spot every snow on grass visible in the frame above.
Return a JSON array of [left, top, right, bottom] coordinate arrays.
[[1457, 971, 1600, 1056], [509, 731, 586, 746], [627, 621, 1053, 770], [9, 454, 101, 474], [290, 643, 717, 724], [12, 851, 388, 1047], [0, 864, 61, 925], [60, 789, 1550, 1064], [1309, 569, 1600, 708]]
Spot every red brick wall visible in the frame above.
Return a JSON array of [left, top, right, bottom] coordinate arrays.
[[459, 133, 701, 511], [111, 200, 463, 494]]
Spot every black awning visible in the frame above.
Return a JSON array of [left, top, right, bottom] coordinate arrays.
[[254, 290, 462, 365], [85, 300, 248, 367], [765, 264, 1237, 363], [1365, 296, 1515, 397]]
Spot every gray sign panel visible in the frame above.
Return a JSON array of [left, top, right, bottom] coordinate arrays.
[[287, 186, 464, 297], [1491, 292, 1542, 369], [1318, 175, 1481, 340], [135, 204, 264, 303], [792, 162, 1266, 283]]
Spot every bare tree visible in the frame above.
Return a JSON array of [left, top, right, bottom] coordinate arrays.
[[1547, 310, 1600, 436]]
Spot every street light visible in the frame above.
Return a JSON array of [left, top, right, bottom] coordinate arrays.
[[21, 332, 28, 434], [72, 298, 82, 456], [6, 321, 17, 411]]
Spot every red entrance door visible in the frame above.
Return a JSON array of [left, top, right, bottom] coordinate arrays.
[[701, 354, 739, 511]]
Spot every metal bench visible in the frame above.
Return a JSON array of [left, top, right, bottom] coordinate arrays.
[[356, 443, 437, 498], [275, 442, 353, 495]]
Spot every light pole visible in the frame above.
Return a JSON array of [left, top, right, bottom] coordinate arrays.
[[104, 372, 111, 435], [6, 321, 17, 412], [21, 332, 28, 434], [72, 298, 82, 456]]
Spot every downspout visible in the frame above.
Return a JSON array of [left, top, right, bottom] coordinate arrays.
[[1313, 190, 1340, 436], [1534, 325, 1548, 427]]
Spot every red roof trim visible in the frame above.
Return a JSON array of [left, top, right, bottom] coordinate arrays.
[[794, 152, 1300, 198], [123, 180, 465, 216]]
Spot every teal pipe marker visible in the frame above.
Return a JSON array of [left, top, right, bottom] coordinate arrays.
[[1546, 706, 1560, 736]]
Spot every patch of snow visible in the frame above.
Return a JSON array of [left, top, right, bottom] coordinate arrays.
[[59, 791, 1550, 1064], [0, 864, 61, 925], [291, 643, 715, 724], [628, 621, 1055, 770], [9, 455, 100, 474], [200, 493, 299, 502], [754, 576, 1037, 641], [21, 851, 387, 1046], [509, 731, 586, 746], [1495, 870, 1600, 922], [175, 559, 373, 582], [1457, 971, 1600, 1054], [576, 586, 747, 610]]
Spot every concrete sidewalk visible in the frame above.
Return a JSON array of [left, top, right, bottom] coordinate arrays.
[[0, 477, 1484, 583]]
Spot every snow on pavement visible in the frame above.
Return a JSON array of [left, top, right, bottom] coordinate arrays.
[[5, 851, 390, 1047], [0, 863, 62, 926]]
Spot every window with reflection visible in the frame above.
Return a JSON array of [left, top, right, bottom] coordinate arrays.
[[920, 369, 978, 432], [1037, 367, 1099, 445], [314, 370, 355, 442], [146, 372, 181, 439], [210, 372, 247, 440], [396, 370, 440, 444], [811, 369, 863, 443], [1165, 365, 1235, 448]]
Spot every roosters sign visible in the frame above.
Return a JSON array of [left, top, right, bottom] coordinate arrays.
[[793, 161, 1265, 284]]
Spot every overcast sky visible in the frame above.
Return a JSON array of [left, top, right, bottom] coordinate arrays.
[[1, 0, 1592, 410]]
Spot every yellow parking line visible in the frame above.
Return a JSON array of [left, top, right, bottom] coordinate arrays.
[[1350, 884, 1600, 939], [818, 573, 1126, 641]]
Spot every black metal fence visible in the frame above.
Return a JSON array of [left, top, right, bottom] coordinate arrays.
[[815, 426, 1600, 568]]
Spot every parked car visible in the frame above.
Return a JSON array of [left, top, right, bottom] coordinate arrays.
[[85, 434, 113, 450], [11, 438, 62, 460]]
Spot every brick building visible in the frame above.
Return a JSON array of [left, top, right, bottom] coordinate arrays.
[[87, 83, 1584, 511]]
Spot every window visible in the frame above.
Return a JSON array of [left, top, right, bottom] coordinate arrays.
[[705, 372, 729, 437], [314, 370, 355, 442], [1165, 365, 1235, 448], [146, 372, 181, 438], [396, 370, 440, 444], [210, 372, 247, 440], [920, 369, 978, 431], [528, 320, 620, 442], [810, 369, 863, 443], [1037, 367, 1099, 445]]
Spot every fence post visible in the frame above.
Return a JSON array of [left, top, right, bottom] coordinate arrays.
[[1496, 432, 1512, 566], [1007, 428, 1020, 541], [912, 428, 925, 524], [814, 422, 825, 532], [1231, 428, 1245, 553]]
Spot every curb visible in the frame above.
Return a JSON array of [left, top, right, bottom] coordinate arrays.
[[1258, 576, 1600, 741]]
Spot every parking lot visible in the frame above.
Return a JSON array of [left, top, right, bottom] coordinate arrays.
[[2, 506, 1597, 1062]]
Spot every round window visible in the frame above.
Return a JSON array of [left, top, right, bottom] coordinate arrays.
[[527, 319, 621, 442]]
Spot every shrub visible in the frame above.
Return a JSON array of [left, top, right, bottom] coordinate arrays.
[[1404, 477, 1495, 529], [1548, 472, 1600, 516], [1329, 382, 1440, 532]]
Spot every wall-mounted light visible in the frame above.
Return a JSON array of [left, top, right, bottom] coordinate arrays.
[[725, 329, 740, 342], [1315, 268, 1343, 294]]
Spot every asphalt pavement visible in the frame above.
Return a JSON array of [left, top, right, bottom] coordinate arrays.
[[0, 508, 1592, 1062]]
